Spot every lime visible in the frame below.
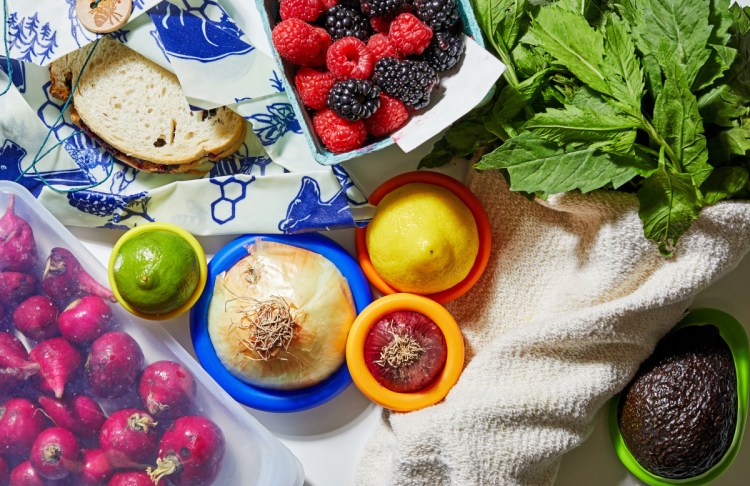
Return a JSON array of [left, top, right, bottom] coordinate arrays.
[[112, 229, 200, 315], [365, 183, 479, 294]]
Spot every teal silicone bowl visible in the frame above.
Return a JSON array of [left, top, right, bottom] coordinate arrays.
[[255, 0, 486, 165], [608, 308, 749, 486]]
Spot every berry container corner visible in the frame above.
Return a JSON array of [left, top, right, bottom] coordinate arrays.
[[256, 0, 486, 166]]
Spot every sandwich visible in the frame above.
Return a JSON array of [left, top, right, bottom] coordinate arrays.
[[50, 36, 247, 174]]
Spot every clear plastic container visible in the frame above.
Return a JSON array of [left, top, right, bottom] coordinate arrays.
[[0, 181, 304, 486]]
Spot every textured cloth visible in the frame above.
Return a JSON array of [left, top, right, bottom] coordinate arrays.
[[356, 169, 750, 486]]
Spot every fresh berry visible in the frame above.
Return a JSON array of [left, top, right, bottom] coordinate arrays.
[[421, 30, 465, 72], [320, 0, 340, 8], [367, 33, 401, 62], [327, 36, 374, 79], [280, 0, 325, 22], [373, 56, 438, 109], [313, 108, 368, 153], [272, 18, 332, 66], [413, 0, 460, 31], [327, 79, 381, 120], [388, 13, 433, 56], [361, 0, 407, 18], [364, 93, 408, 136], [321, 5, 372, 41], [295, 67, 337, 110], [370, 15, 394, 33]]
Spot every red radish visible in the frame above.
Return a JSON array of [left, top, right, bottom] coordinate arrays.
[[38, 396, 106, 439], [0, 272, 36, 306], [74, 449, 140, 486], [147, 416, 225, 486], [29, 427, 80, 480], [0, 398, 48, 458], [86, 332, 144, 398], [0, 332, 40, 388], [41, 248, 115, 304], [57, 296, 112, 345], [0, 194, 38, 273], [13, 296, 59, 341], [363, 311, 448, 393], [138, 361, 196, 419], [108, 471, 165, 486], [29, 338, 82, 398], [99, 409, 158, 463], [0, 455, 8, 486], [8, 461, 47, 486]]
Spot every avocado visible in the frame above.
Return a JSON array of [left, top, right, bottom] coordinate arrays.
[[618, 324, 737, 479]]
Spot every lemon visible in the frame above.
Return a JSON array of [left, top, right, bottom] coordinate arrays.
[[366, 182, 479, 294], [112, 229, 200, 315]]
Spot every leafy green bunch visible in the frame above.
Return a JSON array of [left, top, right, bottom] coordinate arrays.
[[423, 0, 750, 255]]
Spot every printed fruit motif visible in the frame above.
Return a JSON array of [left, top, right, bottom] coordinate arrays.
[[365, 182, 479, 294]]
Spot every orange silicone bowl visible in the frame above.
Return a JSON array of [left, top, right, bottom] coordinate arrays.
[[346, 293, 465, 412], [355, 171, 491, 304]]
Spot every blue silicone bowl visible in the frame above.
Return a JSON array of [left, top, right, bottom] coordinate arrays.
[[190, 233, 373, 413], [255, 0, 486, 165]]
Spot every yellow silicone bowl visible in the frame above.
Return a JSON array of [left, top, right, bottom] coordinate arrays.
[[108, 222, 207, 321]]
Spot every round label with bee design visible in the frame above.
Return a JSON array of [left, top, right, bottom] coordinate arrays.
[[76, 0, 133, 34]]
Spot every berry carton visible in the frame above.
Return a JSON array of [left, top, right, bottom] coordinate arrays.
[[256, 0, 486, 165]]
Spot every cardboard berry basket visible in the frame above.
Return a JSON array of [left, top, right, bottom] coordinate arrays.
[[0, 181, 304, 486], [256, 0, 486, 165]]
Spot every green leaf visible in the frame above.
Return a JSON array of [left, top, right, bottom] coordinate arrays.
[[524, 104, 640, 148], [653, 59, 712, 185], [475, 132, 646, 195], [708, 0, 733, 45], [418, 139, 455, 169], [444, 120, 497, 156], [730, 3, 750, 35], [487, 69, 549, 130], [641, 54, 664, 101], [530, 5, 612, 96], [701, 165, 750, 204], [602, 13, 644, 115], [692, 44, 738, 93], [637, 162, 703, 257], [707, 123, 750, 162], [511, 42, 550, 78], [698, 83, 750, 126]]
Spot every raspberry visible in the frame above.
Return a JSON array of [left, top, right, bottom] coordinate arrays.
[[370, 16, 394, 34], [373, 56, 438, 109], [327, 79, 381, 120], [279, 0, 324, 22], [326, 36, 374, 79], [272, 19, 332, 66], [421, 30, 465, 72], [295, 67, 336, 110], [388, 13, 433, 56], [367, 33, 401, 63], [413, 0, 460, 31], [320, 0, 339, 8], [364, 93, 408, 136], [313, 108, 367, 153], [321, 6, 372, 41]]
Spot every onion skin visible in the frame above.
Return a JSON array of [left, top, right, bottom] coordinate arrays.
[[364, 311, 448, 393]]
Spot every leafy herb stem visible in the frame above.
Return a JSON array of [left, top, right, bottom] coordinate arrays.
[[639, 116, 683, 173]]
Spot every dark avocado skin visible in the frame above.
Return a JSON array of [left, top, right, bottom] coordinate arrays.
[[618, 325, 737, 479]]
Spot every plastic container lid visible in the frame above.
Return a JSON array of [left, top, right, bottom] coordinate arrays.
[[190, 232, 373, 413], [608, 308, 749, 486]]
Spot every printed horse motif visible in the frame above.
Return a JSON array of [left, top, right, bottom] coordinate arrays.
[[279, 176, 353, 233]]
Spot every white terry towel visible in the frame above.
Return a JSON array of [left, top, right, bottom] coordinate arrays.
[[356, 169, 750, 485]]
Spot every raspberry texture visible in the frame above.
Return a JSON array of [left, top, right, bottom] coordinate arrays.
[[279, 0, 325, 22], [388, 13, 433, 56], [295, 67, 336, 110], [369, 16, 394, 34], [327, 79, 381, 120], [364, 93, 408, 136], [313, 108, 368, 153], [327, 36, 374, 79], [373, 56, 439, 109], [361, 0, 407, 18], [367, 33, 401, 62], [272, 19, 332, 66], [421, 30, 465, 72], [321, 5, 372, 41], [413, 0, 460, 31]]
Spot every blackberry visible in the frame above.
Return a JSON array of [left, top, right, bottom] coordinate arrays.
[[321, 6, 372, 41], [421, 31, 465, 72], [413, 0, 460, 31], [327, 79, 382, 120], [372, 57, 439, 109], [360, 0, 406, 18]]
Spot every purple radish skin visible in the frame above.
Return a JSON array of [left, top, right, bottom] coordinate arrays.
[[29, 427, 80, 480], [99, 409, 158, 463], [0, 333, 40, 388], [138, 361, 196, 419], [58, 296, 112, 345], [0, 272, 36, 306], [108, 471, 165, 486], [0, 455, 8, 486], [38, 396, 105, 439], [76, 448, 139, 486], [42, 247, 115, 304], [29, 338, 83, 398], [8, 461, 47, 486], [147, 416, 225, 486], [0, 194, 38, 273], [86, 332, 144, 399], [0, 398, 49, 458], [13, 296, 59, 341]]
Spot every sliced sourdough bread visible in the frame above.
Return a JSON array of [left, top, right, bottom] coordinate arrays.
[[50, 36, 247, 173]]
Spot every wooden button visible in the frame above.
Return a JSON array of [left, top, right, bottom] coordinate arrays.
[[76, 0, 133, 34]]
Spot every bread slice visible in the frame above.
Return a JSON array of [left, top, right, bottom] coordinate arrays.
[[50, 37, 246, 173]]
